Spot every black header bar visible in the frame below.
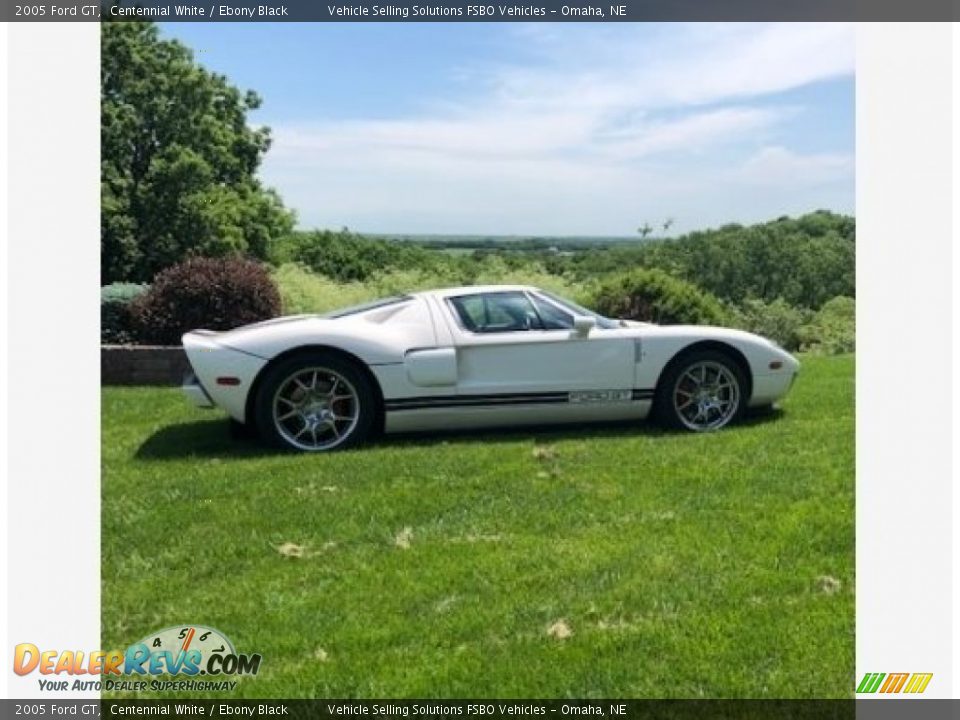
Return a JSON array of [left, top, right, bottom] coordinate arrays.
[[4, 0, 960, 22], [5, 699, 960, 720]]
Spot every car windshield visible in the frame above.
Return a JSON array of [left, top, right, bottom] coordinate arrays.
[[321, 295, 412, 319], [537, 290, 621, 329]]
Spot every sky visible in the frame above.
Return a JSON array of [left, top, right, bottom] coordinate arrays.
[[161, 22, 854, 236]]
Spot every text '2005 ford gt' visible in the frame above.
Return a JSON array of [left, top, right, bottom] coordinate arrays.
[[182, 285, 800, 452]]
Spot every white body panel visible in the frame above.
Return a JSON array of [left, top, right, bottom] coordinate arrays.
[[181, 285, 800, 432], [450, 330, 635, 395], [631, 323, 797, 408], [181, 331, 267, 421], [384, 400, 652, 434]]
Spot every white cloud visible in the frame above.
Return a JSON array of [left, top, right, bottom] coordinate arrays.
[[259, 22, 854, 234], [491, 22, 853, 111], [593, 107, 791, 159], [736, 146, 853, 186]]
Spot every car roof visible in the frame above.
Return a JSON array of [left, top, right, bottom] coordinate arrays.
[[413, 285, 540, 299]]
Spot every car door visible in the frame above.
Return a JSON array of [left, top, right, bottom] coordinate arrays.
[[442, 290, 636, 400]]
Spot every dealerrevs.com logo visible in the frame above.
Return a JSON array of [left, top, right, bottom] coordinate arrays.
[[14, 625, 262, 693], [856, 672, 933, 695]]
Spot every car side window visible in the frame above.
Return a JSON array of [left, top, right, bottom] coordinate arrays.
[[529, 293, 574, 330], [449, 292, 543, 333]]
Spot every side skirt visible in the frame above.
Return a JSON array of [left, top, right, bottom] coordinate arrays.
[[384, 390, 653, 433]]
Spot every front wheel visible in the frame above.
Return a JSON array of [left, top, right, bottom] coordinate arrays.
[[654, 350, 747, 432], [254, 352, 377, 452]]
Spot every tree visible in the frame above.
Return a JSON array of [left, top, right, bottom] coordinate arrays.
[[571, 211, 855, 310], [637, 223, 653, 239], [101, 22, 294, 283]]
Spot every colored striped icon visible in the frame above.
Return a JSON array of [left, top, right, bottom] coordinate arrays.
[[856, 672, 933, 694], [903, 673, 934, 693]]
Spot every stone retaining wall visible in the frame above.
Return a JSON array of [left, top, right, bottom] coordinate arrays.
[[101, 345, 190, 386]]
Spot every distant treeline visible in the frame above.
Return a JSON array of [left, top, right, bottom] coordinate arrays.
[[272, 210, 854, 312], [376, 235, 646, 251]]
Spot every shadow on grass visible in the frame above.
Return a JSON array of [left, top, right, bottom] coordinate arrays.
[[135, 406, 784, 461], [135, 419, 279, 461]]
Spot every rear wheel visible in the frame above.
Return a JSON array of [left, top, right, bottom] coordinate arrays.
[[254, 352, 376, 451], [655, 350, 747, 432]]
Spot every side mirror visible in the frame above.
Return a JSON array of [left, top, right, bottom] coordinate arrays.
[[572, 315, 596, 337]]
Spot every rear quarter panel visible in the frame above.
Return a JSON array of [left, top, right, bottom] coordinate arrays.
[[214, 299, 438, 365]]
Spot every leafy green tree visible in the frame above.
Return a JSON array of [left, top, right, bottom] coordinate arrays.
[[101, 22, 294, 283], [569, 211, 854, 309]]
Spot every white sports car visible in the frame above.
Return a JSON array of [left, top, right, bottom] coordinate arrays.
[[182, 285, 799, 451]]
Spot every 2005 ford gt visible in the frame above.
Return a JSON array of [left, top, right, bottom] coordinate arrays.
[[182, 285, 800, 451]]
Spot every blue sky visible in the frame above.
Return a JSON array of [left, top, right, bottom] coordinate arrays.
[[161, 22, 854, 236]]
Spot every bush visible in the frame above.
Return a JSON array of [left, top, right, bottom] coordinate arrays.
[[271, 229, 449, 283], [799, 296, 855, 354], [470, 257, 584, 301], [272, 259, 586, 316], [590, 268, 728, 325], [272, 263, 379, 315], [101, 282, 149, 344], [131, 257, 281, 345], [726, 297, 812, 351]]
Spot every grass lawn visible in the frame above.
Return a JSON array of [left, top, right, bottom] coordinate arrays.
[[101, 354, 854, 698]]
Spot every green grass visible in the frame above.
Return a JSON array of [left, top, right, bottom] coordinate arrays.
[[102, 355, 854, 698]]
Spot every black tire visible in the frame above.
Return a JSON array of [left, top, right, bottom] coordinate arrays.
[[653, 349, 748, 432], [253, 351, 377, 452]]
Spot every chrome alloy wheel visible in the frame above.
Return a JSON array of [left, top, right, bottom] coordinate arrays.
[[672, 360, 741, 432], [272, 367, 360, 451]]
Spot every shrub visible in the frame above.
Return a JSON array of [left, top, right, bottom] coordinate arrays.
[[272, 263, 377, 315], [131, 257, 281, 345], [590, 268, 728, 325], [470, 257, 584, 302], [271, 229, 448, 283], [272, 259, 586, 316], [101, 282, 149, 344], [799, 296, 855, 354], [726, 297, 812, 351]]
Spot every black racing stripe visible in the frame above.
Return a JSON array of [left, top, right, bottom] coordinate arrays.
[[386, 389, 656, 412], [385, 392, 568, 411]]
